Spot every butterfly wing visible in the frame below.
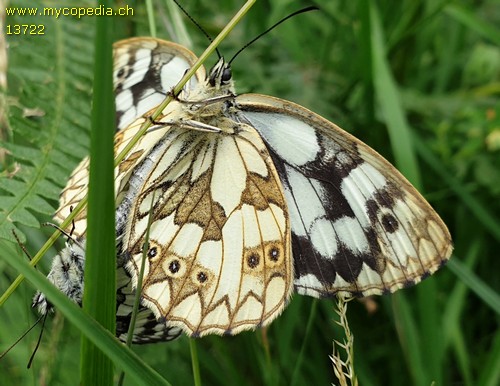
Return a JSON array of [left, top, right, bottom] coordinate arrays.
[[119, 120, 293, 337], [116, 266, 182, 343], [54, 115, 145, 235], [56, 38, 204, 233], [54, 156, 90, 236], [114, 37, 205, 130], [235, 94, 452, 297]]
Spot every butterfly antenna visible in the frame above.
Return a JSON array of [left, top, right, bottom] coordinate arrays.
[[41, 222, 73, 241], [69, 205, 76, 237], [41, 222, 84, 250], [27, 313, 48, 369], [0, 314, 44, 362], [171, 0, 222, 59], [12, 230, 33, 261], [229, 6, 319, 65]]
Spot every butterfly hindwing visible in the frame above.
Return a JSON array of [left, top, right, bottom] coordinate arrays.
[[54, 157, 90, 237], [235, 94, 452, 297], [116, 266, 182, 343], [119, 118, 292, 336]]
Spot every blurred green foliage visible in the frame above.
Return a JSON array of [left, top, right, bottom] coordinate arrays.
[[1, 0, 499, 385]]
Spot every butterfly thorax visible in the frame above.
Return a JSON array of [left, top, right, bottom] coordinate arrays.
[[169, 58, 239, 135]]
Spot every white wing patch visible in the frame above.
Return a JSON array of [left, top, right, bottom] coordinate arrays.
[[244, 112, 320, 166]]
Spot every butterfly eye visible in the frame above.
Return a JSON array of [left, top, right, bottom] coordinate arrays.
[[208, 59, 232, 87], [221, 67, 232, 84]]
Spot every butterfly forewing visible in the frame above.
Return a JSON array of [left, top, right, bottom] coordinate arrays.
[[235, 94, 452, 297], [114, 37, 205, 130]]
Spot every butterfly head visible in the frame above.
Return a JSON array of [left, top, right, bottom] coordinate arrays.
[[208, 57, 233, 90]]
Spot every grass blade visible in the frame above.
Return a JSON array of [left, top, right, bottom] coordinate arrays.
[[369, 0, 421, 187], [445, 3, 500, 46], [413, 133, 500, 241], [80, 5, 116, 384], [477, 329, 500, 386], [446, 259, 500, 315]]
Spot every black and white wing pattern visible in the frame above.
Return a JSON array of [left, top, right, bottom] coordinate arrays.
[[235, 94, 452, 297], [114, 37, 205, 130], [49, 39, 294, 338]]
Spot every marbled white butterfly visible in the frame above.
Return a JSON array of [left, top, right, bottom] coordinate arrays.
[[33, 37, 452, 341]]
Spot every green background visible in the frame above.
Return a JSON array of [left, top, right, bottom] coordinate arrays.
[[1, 0, 499, 385]]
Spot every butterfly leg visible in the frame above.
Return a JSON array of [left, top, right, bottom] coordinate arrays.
[[173, 92, 236, 110], [147, 116, 221, 133], [180, 119, 222, 132]]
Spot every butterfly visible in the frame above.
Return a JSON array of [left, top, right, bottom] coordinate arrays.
[[34, 36, 453, 341]]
